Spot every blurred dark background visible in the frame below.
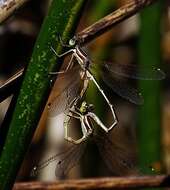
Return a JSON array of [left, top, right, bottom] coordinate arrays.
[[0, 0, 170, 182]]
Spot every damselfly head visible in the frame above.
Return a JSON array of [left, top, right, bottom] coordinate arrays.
[[69, 36, 77, 47], [80, 101, 88, 114], [80, 101, 94, 114], [30, 166, 38, 177]]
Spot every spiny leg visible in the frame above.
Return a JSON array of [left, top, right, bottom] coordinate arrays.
[[84, 116, 93, 135], [64, 110, 79, 142], [64, 111, 89, 144], [86, 70, 117, 131], [50, 47, 75, 75], [72, 118, 92, 144], [87, 112, 110, 132], [50, 46, 74, 58]]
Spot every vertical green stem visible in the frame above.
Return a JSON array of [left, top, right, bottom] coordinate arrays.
[[138, 0, 163, 175], [0, 0, 86, 189]]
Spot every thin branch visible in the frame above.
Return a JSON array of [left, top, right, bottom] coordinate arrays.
[[77, 0, 157, 44], [0, 0, 29, 23], [13, 175, 170, 190]]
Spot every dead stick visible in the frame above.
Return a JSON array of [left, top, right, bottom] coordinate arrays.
[[0, 0, 29, 23], [13, 175, 170, 190], [77, 0, 157, 44]]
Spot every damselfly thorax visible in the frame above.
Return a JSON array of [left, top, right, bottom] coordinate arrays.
[[73, 45, 90, 70]]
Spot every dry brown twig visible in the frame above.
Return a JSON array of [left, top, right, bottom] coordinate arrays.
[[0, 0, 156, 38], [77, 0, 157, 44], [0, 0, 29, 23], [13, 175, 170, 190]]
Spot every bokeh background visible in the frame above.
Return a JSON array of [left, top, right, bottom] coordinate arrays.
[[0, 0, 170, 182]]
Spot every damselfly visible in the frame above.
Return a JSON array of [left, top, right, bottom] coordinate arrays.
[[31, 100, 138, 178], [49, 35, 165, 143]]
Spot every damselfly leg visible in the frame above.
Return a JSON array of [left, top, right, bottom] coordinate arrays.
[[64, 99, 116, 144], [63, 101, 93, 144], [64, 100, 116, 144], [50, 47, 75, 74]]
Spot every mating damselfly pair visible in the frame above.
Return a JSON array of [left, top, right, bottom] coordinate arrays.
[[30, 35, 164, 177], [0, 34, 165, 177], [49, 35, 165, 143]]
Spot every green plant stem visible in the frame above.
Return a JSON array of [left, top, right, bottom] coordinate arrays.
[[0, 0, 86, 189], [138, 0, 163, 175]]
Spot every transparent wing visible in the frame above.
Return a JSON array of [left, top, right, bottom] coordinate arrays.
[[94, 131, 138, 176], [55, 142, 87, 178], [48, 66, 82, 117], [48, 89, 70, 117], [31, 151, 64, 177], [30, 142, 86, 177], [103, 62, 165, 80], [90, 61, 165, 105], [101, 71, 144, 105]]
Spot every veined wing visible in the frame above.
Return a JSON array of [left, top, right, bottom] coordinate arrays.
[[94, 131, 138, 176], [48, 66, 82, 117], [101, 71, 144, 105], [90, 61, 163, 105], [31, 142, 87, 177], [55, 141, 87, 178], [103, 62, 165, 80]]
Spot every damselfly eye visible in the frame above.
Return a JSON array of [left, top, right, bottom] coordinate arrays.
[[69, 37, 76, 46], [30, 166, 38, 177], [89, 104, 94, 111]]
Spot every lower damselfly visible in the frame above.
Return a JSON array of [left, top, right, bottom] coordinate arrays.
[[31, 100, 138, 178]]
